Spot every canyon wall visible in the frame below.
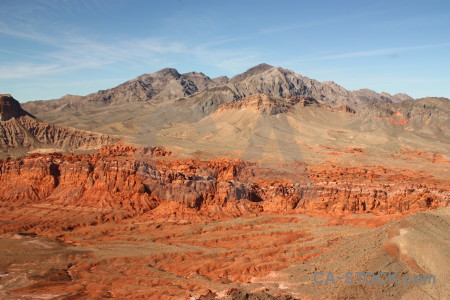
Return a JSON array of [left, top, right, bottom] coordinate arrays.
[[1, 144, 448, 217]]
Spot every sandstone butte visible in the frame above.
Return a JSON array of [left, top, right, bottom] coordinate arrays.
[[0, 142, 448, 222]]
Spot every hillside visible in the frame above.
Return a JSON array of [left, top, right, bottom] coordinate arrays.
[[0, 94, 119, 158]]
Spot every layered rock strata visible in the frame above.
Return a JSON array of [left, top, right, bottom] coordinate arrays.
[[1, 144, 448, 216]]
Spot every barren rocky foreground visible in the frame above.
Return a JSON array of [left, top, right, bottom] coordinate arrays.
[[1, 206, 448, 299], [1, 64, 450, 299]]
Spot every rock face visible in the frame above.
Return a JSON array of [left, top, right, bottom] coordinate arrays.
[[0, 144, 169, 211], [0, 95, 119, 156], [0, 94, 32, 121], [0, 116, 118, 150], [215, 94, 301, 115], [226, 66, 358, 106], [215, 94, 355, 116], [1, 144, 448, 216], [0, 144, 448, 299]]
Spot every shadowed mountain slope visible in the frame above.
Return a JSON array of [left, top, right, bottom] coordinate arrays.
[[0, 94, 119, 158]]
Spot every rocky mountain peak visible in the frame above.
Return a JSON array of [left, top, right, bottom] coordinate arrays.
[[0, 94, 32, 121], [230, 63, 274, 83], [155, 67, 181, 78]]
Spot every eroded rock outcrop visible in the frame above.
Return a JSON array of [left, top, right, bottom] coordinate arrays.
[[0, 94, 33, 121], [0, 144, 448, 217]]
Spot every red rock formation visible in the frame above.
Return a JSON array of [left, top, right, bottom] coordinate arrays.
[[0, 156, 57, 203], [0, 151, 160, 214], [0, 144, 448, 217]]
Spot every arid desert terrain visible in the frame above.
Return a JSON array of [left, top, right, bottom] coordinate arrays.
[[1, 64, 449, 299]]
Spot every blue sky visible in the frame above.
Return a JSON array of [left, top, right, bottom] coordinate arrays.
[[1, 0, 449, 102]]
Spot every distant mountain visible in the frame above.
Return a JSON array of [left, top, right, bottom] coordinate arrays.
[[85, 68, 219, 105], [353, 89, 413, 104], [23, 68, 220, 112], [22, 64, 412, 114], [14, 64, 449, 163]]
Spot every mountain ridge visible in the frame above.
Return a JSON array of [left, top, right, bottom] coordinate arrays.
[[0, 95, 119, 158], [22, 64, 414, 112]]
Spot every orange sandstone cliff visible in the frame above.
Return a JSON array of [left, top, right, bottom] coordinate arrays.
[[1, 143, 448, 219]]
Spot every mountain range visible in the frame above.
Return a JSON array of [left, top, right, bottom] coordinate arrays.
[[0, 64, 448, 171], [13, 64, 446, 171], [23, 63, 412, 110]]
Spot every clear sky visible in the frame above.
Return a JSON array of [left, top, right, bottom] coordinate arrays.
[[1, 0, 449, 102]]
